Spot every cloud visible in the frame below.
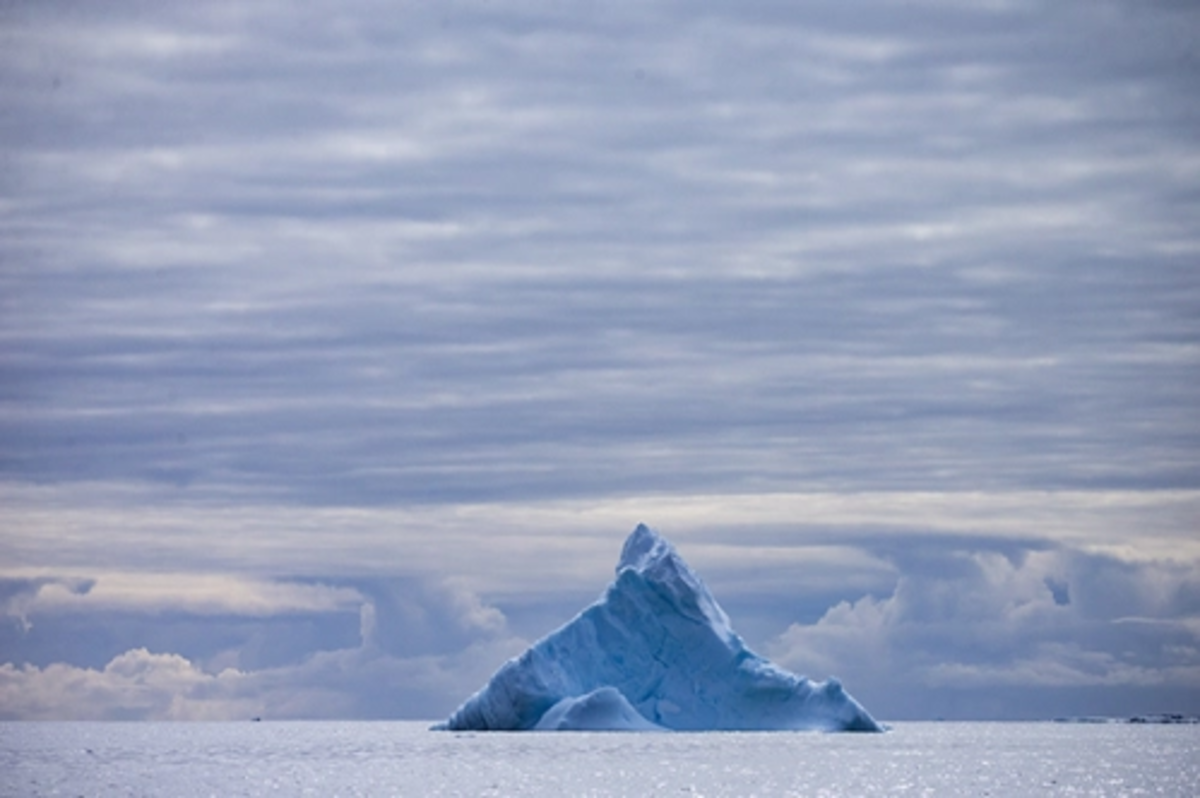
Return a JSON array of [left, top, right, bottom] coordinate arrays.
[[926, 643, 1200, 690], [350, 576, 509, 658], [766, 542, 1200, 718], [1, 574, 364, 625], [6, 485, 1197, 594], [0, 633, 528, 721], [1, 0, 1198, 719], [0, 572, 526, 720], [0, 649, 257, 721]]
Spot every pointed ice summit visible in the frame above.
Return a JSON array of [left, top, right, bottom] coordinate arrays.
[[437, 524, 881, 732]]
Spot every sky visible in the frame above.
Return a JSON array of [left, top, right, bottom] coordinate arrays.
[[1, 0, 1198, 721]]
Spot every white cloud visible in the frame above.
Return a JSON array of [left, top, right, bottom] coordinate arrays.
[[3, 484, 1198, 597], [766, 546, 1200, 716], [0, 636, 531, 721], [0, 650, 258, 721], [0, 576, 527, 720], [2, 574, 364, 626]]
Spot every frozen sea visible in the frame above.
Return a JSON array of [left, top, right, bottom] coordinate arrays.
[[3, 721, 1197, 797]]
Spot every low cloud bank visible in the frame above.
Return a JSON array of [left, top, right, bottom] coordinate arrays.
[[0, 575, 526, 720], [1, 540, 1197, 720], [768, 545, 1200, 718]]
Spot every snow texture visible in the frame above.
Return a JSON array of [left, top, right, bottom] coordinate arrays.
[[437, 524, 881, 732]]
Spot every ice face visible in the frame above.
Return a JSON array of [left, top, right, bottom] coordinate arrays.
[[534, 687, 666, 731], [437, 524, 882, 732]]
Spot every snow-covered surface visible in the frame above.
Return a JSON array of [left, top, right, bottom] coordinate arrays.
[[5, 721, 1199, 797], [439, 524, 880, 732]]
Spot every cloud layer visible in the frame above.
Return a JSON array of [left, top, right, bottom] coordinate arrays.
[[1, 0, 1198, 719]]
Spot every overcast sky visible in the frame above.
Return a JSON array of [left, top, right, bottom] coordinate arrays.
[[2, 0, 1198, 721]]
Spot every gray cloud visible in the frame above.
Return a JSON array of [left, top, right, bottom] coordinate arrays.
[[767, 543, 1200, 719], [0, 571, 526, 720], [0, 635, 528, 721], [1, 0, 1198, 718]]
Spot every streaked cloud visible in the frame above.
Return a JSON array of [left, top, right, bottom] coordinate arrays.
[[1, 0, 1197, 719], [2, 574, 364, 625]]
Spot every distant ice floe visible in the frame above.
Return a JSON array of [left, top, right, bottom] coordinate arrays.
[[436, 524, 881, 732], [1055, 714, 1200, 725]]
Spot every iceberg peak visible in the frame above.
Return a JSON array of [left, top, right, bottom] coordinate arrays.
[[437, 525, 881, 732], [617, 523, 734, 642], [617, 522, 671, 572]]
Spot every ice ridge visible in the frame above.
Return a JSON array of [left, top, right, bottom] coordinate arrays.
[[436, 524, 881, 732]]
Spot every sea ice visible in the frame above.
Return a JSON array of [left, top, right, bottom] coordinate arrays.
[[437, 524, 881, 732]]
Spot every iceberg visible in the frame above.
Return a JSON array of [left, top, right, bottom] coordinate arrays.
[[437, 524, 881, 732], [534, 687, 666, 731]]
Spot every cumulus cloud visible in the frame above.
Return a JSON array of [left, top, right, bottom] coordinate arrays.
[[349, 576, 510, 659], [0, 573, 524, 720], [766, 542, 1200, 718], [0, 634, 527, 721], [0, 649, 259, 721]]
